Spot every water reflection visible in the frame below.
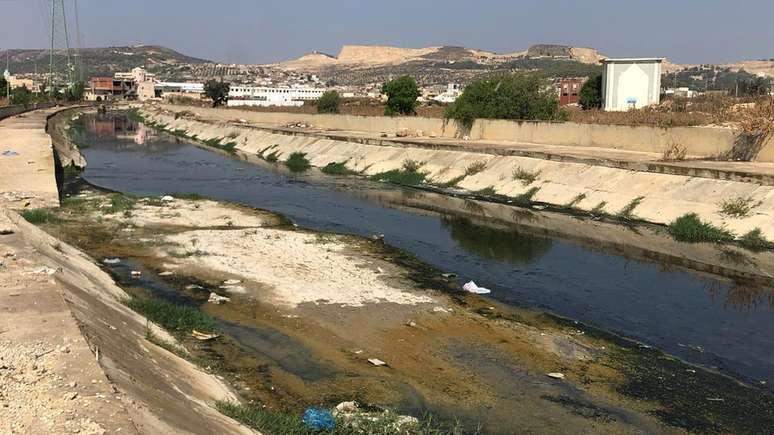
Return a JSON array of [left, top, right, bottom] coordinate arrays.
[[708, 281, 774, 312], [442, 217, 552, 265]]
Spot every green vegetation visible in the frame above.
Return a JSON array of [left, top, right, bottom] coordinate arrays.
[[317, 90, 341, 114], [739, 228, 774, 252], [668, 213, 734, 243], [718, 196, 759, 218], [64, 81, 85, 102], [21, 209, 60, 224], [618, 196, 645, 219], [170, 192, 208, 201], [444, 72, 567, 132], [501, 58, 603, 78], [371, 160, 427, 186], [9, 86, 34, 105], [204, 80, 230, 107], [125, 297, 215, 334], [105, 193, 136, 214], [512, 167, 541, 185], [579, 75, 602, 110], [464, 161, 487, 176], [382, 76, 421, 116], [513, 187, 540, 206], [215, 401, 464, 435], [265, 150, 280, 163], [285, 152, 312, 173], [438, 175, 466, 188], [566, 193, 587, 208], [202, 137, 237, 152], [591, 202, 607, 215], [476, 186, 497, 196], [321, 161, 358, 175]]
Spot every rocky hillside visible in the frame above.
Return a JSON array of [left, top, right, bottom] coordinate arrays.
[[1, 45, 211, 77]]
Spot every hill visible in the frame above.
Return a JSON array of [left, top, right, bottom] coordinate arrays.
[[1, 44, 211, 78]]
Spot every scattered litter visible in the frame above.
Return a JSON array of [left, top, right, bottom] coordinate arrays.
[[406, 320, 417, 327], [158, 271, 174, 276], [370, 234, 385, 242], [220, 285, 246, 294], [368, 358, 387, 367], [62, 392, 78, 401], [686, 369, 696, 374], [186, 284, 204, 290], [28, 266, 57, 275], [160, 195, 175, 202], [432, 306, 449, 314], [191, 330, 219, 341], [546, 372, 565, 380], [103, 258, 121, 265], [353, 350, 363, 355], [208, 292, 231, 305], [1, 150, 19, 157], [334, 401, 358, 414], [706, 397, 725, 402], [223, 279, 242, 285], [302, 408, 335, 430], [462, 281, 491, 294], [376, 267, 384, 274], [532, 205, 547, 210], [130, 270, 142, 278], [441, 273, 457, 279]]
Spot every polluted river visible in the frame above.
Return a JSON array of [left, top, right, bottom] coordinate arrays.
[[49, 110, 774, 434]]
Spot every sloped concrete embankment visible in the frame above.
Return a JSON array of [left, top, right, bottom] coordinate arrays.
[[141, 109, 774, 241], [1, 210, 254, 434]]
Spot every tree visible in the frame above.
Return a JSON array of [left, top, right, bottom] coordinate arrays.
[[10, 86, 33, 106], [444, 72, 565, 132], [317, 90, 341, 114], [0, 77, 7, 100], [382, 76, 420, 116], [579, 75, 603, 110], [65, 81, 85, 102], [204, 80, 230, 107]]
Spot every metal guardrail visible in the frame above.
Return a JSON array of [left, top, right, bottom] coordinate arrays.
[[0, 102, 58, 121]]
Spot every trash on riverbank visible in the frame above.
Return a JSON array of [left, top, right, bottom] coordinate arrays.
[[208, 292, 231, 304], [103, 258, 121, 265], [368, 358, 387, 367], [130, 270, 142, 278], [191, 330, 219, 341], [302, 408, 335, 430], [223, 279, 241, 285], [546, 372, 565, 380], [463, 281, 491, 294]]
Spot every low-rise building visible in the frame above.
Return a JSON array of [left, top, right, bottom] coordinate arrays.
[[432, 83, 463, 104], [3, 70, 41, 93], [601, 58, 664, 111], [227, 86, 326, 107]]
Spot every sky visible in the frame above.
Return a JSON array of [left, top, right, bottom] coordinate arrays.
[[1, 0, 772, 65]]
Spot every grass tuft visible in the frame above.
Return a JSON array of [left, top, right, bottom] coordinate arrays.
[[618, 196, 645, 219], [718, 196, 759, 218], [125, 297, 215, 333], [512, 167, 541, 185], [464, 161, 487, 176], [21, 209, 60, 224], [285, 152, 312, 173], [566, 193, 587, 208], [170, 192, 208, 201], [738, 228, 774, 252], [321, 161, 358, 175], [371, 169, 426, 186], [402, 159, 425, 173], [668, 213, 735, 243], [105, 193, 136, 215], [476, 186, 497, 196], [513, 187, 540, 206]]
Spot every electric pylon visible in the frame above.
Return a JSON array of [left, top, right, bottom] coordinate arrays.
[[48, 0, 74, 96]]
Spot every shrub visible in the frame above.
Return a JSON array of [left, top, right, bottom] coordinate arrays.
[[402, 159, 424, 172], [662, 140, 688, 161], [321, 161, 357, 175], [739, 228, 773, 252], [105, 193, 136, 214], [668, 213, 735, 243], [285, 152, 311, 173], [382, 76, 421, 116], [444, 72, 566, 132], [204, 80, 230, 107], [317, 90, 341, 114], [513, 187, 540, 206], [370, 160, 427, 186], [579, 75, 602, 110]]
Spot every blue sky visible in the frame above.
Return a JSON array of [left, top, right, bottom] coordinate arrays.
[[1, 0, 772, 64]]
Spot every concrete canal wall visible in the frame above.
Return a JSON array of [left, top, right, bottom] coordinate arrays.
[[141, 107, 774, 241], [158, 104, 774, 162]]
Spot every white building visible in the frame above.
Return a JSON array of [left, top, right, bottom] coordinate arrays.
[[601, 58, 664, 111], [227, 86, 326, 107], [432, 83, 463, 103]]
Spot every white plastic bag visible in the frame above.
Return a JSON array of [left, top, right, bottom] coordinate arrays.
[[463, 281, 491, 294]]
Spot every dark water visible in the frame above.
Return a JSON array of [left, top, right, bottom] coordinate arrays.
[[77, 114, 774, 389]]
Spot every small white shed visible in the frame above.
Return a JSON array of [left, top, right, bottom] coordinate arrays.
[[601, 58, 664, 111]]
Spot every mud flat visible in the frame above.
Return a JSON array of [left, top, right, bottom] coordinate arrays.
[[21, 176, 774, 434]]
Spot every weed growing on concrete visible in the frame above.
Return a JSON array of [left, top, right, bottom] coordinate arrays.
[[738, 228, 774, 252], [265, 150, 280, 163], [371, 169, 426, 186], [591, 202, 607, 215], [668, 213, 735, 243], [285, 152, 312, 173], [438, 175, 466, 188], [125, 296, 215, 333], [464, 161, 487, 176], [513, 187, 540, 206], [402, 159, 425, 173], [21, 209, 60, 224], [168, 249, 209, 258], [321, 161, 358, 175], [512, 167, 540, 185], [476, 186, 497, 196], [718, 196, 759, 218], [566, 193, 587, 208], [661, 140, 688, 161], [618, 196, 645, 219]]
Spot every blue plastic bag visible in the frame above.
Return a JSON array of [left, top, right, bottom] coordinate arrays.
[[302, 408, 335, 431]]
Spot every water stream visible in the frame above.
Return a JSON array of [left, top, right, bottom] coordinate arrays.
[[75, 113, 774, 389]]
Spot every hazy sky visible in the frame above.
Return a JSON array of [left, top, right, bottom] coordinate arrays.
[[2, 0, 772, 65]]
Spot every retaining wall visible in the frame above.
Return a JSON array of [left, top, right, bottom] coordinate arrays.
[[141, 108, 774, 241], [159, 104, 774, 162]]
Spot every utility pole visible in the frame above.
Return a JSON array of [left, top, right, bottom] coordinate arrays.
[[48, 0, 73, 98]]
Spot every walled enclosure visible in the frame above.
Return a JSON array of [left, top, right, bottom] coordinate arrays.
[[159, 104, 774, 162]]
